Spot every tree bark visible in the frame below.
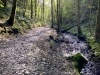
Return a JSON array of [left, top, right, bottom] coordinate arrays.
[[95, 0, 100, 40], [23, 0, 27, 17], [35, 0, 37, 19], [77, 0, 82, 36], [43, 0, 45, 19], [31, 0, 33, 18], [57, 0, 61, 32], [51, 0, 54, 28], [7, 0, 17, 25]]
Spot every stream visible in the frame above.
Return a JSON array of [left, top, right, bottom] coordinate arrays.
[[61, 32, 100, 75]]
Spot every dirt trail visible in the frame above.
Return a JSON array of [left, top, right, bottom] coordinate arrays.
[[0, 25, 54, 75], [0, 26, 76, 75]]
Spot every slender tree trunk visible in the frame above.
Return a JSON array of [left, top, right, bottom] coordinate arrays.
[[23, 0, 27, 17], [77, 0, 82, 36], [7, 0, 17, 25], [57, 0, 59, 31], [51, 0, 54, 28], [35, 0, 37, 19], [31, 0, 33, 18], [37, 0, 39, 20], [95, 0, 100, 40], [57, 0, 60, 32], [88, 7, 92, 33], [43, 0, 45, 19], [54, 3, 56, 24], [41, 7, 42, 20], [59, 0, 62, 25]]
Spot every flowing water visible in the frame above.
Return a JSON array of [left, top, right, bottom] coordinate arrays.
[[61, 33, 100, 75]]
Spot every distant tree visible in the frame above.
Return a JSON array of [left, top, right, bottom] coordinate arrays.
[[37, 0, 40, 20], [51, 0, 54, 28], [43, 0, 45, 19], [7, 0, 17, 25], [23, 0, 27, 17], [77, 0, 82, 36], [95, 0, 100, 40], [57, 0, 59, 31], [57, 0, 60, 32], [37, 0, 39, 19], [53, 0, 57, 24], [31, 0, 33, 18], [35, 0, 37, 19]]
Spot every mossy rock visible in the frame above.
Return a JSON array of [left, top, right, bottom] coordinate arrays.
[[66, 53, 88, 74]]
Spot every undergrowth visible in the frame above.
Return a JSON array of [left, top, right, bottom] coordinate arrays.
[[0, 4, 46, 35]]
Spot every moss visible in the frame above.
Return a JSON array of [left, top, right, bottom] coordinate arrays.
[[66, 53, 87, 74], [88, 39, 100, 57], [73, 53, 87, 72]]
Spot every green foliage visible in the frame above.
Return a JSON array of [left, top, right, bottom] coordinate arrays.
[[33, 20, 46, 28], [0, 0, 4, 7], [0, 5, 11, 19], [0, 4, 4, 8], [88, 39, 100, 57]]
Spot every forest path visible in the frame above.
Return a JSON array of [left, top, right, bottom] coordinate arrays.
[[0, 25, 76, 75], [0, 25, 97, 75]]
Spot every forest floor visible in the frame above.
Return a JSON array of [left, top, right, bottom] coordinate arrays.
[[0, 25, 77, 75], [1, 25, 99, 75]]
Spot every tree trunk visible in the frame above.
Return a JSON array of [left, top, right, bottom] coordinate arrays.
[[23, 0, 27, 17], [35, 0, 37, 20], [7, 0, 17, 25], [51, 0, 54, 28], [37, 0, 39, 20], [95, 0, 100, 40], [57, 0, 60, 32], [43, 0, 45, 19], [77, 0, 82, 36], [31, 0, 33, 18]]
